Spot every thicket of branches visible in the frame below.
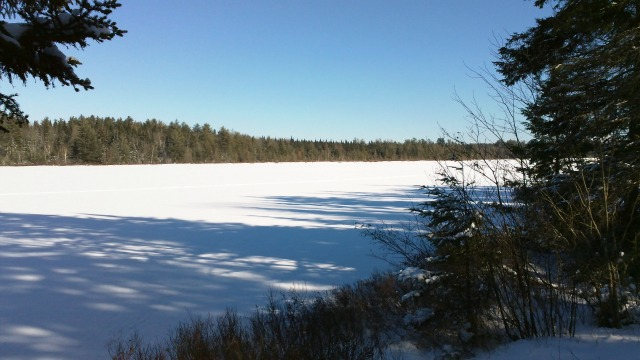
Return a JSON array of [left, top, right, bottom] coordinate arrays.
[[109, 276, 406, 360], [0, 115, 516, 165], [4, 0, 638, 358], [367, 0, 640, 355]]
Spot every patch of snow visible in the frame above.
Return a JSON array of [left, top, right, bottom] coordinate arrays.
[[1, 22, 30, 39], [399, 266, 428, 282], [86, 25, 110, 36], [401, 289, 422, 302], [56, 12, 74, 25], [42, 45, 67, 61], [0, 32, 20, 47], [403, 308, 434, 325], [473, 325, 640, 360]]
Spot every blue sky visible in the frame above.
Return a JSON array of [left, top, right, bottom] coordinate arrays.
[[9, 1, 549, 142]]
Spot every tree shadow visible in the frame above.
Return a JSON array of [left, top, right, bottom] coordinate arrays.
[[0, 185, 424, 359], [242, 186, 424, 228]]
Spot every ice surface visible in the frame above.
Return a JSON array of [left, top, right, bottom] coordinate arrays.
[[0, 161, 433, 359], [1, 161, 638, 359]]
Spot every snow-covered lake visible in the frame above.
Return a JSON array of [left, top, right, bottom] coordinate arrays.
[[0, 161, 435, 359], [3, 161, 639, 360]]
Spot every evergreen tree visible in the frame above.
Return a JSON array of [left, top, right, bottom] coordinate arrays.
[[0, 0, 125, 130], [72, 120, 101, 163], [497, 0, 639, 177], [165, 121, 187, 162], [497, 0, 640, 327]]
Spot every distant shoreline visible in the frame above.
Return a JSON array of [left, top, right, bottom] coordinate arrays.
[[0, 116, 516, 166]]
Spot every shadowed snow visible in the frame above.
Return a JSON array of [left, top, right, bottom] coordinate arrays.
[[0, 161, 430, 359]]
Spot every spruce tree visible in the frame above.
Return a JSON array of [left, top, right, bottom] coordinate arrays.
[[0, 0, 125, 131], [497, 0, 639, 177], [72, 120, 101, 163], [497, 0, 640, 327]]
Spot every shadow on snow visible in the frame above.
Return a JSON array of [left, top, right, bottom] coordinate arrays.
[[242, 187, 424, 228], [0, 186, 423, 359]]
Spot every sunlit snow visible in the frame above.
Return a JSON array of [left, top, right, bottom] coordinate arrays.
[[1, 161, 638, 359], [0, 161, 432, 359]]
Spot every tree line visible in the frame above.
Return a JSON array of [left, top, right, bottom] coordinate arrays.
[[0, 115, 515, 165]]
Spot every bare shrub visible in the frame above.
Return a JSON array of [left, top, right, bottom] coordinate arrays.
[[108, 274, 403, 360]]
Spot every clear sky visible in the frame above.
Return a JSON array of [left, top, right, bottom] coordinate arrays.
[[7, 1, 550, 142]]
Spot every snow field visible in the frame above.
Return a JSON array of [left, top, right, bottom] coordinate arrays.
[[0, 161, 434, 359], [2, 161, 639, 359]]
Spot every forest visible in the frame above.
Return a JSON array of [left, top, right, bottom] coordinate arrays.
[[0, 115, 515, 165]]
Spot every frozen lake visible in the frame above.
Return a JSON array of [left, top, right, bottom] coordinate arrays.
[[0, 161, 437, 359]]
